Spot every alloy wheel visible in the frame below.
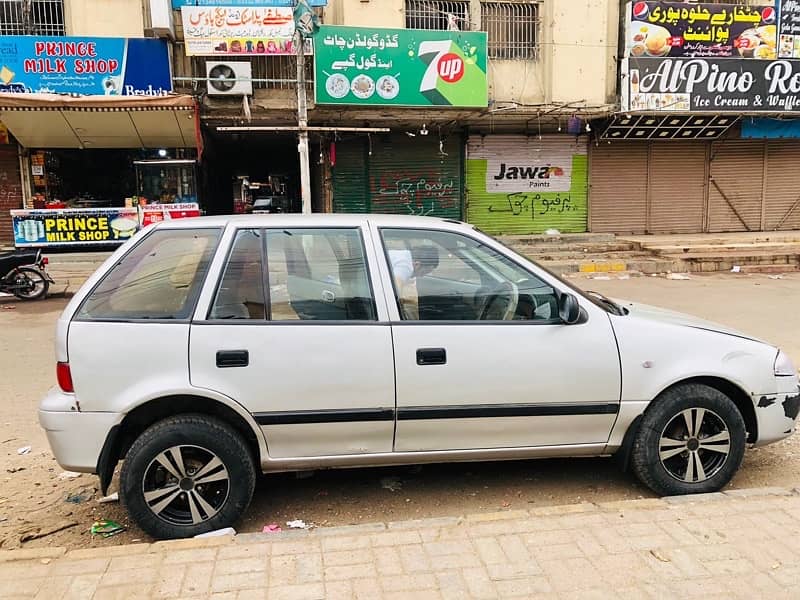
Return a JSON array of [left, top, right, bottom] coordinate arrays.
[[142, 444, 230, 526], [658, 408, 731, 484]]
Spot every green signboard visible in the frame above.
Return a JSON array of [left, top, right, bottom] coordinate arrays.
[[314, 25, 488, 107]]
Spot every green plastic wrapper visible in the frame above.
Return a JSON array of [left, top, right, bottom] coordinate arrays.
[[90, 520, 126, 538]]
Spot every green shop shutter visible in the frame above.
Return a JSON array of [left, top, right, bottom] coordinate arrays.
[[367, 135, 463, 219], [466, 135, 588, 235], [332, 139, 369, 213]]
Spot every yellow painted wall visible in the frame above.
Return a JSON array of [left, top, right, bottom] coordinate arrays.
[[324, 0, 404, 28], [326, 0, 618, 106], [65, 0, 145, 37]]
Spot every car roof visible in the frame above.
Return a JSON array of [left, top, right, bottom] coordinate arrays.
[[151, 213, 470, 230]]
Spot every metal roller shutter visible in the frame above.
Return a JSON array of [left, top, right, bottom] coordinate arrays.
[[647, 142, 707, 234], [589, 142, 648, 233], [332, 139, 369, 213], [367, 135, 462, 219], [466, 135, 588, 235], [765, 141, 800, 231], [708, 140, 764, 232]]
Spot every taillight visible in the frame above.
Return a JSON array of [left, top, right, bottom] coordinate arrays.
[[56, 362, 74, 393], [41, 257, 49, 266]]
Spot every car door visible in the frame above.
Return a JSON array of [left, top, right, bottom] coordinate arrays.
[[374, 225, 622, 453], [189, 225, 395, 459]]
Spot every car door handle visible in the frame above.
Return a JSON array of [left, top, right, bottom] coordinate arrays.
[[216, 350, 249, 368], [416, 348, 447, 366]]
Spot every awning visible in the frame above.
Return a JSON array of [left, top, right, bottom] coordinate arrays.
[[0, 93, 198, 149]]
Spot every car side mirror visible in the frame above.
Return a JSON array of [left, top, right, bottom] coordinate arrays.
[[558, 293, 581, 325]]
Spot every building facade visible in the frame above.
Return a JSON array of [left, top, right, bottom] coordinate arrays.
[[589, 0, 800, 234], [170, 0, 619, 235], [0, 0, 198, 247], [9, 1, 796, 245]]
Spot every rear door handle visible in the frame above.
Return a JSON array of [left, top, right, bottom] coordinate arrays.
[[416, 348, 447, 366], [216, 350, 249, 368]]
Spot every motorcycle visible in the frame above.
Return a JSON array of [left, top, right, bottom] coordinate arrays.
[[0, 249, 53, 300]]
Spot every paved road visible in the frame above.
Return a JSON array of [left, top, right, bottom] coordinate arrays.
[[1, 488, 799, 599], [3, 273, 800, 552]]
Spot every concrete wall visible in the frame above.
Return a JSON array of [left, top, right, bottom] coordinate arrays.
[[324, 0, 405, 29], [325, 0, 618, 107], [65, 0, 145, 37], [547, 0, 619, 105]]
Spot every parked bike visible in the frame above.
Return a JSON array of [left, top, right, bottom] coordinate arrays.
[[0, 249, 53, 300]]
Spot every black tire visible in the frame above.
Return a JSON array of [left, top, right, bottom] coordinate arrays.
[[120, 415, 256, 539], [11, 267, 49, 300], [631, 383, 746, 496]]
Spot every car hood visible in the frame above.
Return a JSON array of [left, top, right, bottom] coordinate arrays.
[[614, 299, 767, 344]]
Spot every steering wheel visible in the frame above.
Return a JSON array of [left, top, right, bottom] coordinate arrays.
[[478, 281, 519, 321]]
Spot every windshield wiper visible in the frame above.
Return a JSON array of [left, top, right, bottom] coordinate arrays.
[[585, 291, 626, 316]]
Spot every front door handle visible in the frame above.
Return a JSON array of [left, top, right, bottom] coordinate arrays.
[[216, 350, 249, 368], [416, 348, 446, 366]]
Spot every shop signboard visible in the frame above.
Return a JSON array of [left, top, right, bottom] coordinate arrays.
[[465, 136, 588, 235], [181, 6, 310, 56], [172, 0, 326, 7], [11, 204, 201, 247], [623, 57, 800, 112], [314, 25, 488, 107], [0, 37, 171, 96], [778, 0, 800, 58], [625, 2, 777, 59]]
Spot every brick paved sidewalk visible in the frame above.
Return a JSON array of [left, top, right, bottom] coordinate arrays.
[[2, 487, 800, 599]]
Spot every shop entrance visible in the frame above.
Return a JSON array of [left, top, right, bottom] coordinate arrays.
[[201, 130, 317, 215], [28, 148, 198, 209]]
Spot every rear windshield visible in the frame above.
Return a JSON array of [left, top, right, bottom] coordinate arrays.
[[77, 228, 221, 321]]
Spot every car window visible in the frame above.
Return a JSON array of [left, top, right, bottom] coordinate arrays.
[[78, 228, 220, 320], [381, 228, 560, 322], [209, 229, 266, 320], [265, 228, 376, 321]]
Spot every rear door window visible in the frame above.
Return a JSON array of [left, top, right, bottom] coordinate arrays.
[[265, 228, 376, 321], [209, 229, 267, 320], [77, 228, 220, 321]]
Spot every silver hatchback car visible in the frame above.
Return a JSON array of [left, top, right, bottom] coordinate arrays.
[[40, 215, 799, 539]]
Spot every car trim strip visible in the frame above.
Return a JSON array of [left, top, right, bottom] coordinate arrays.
[[254, 408, 395, 425], [254, 403, 619, 425], [397, 403, 620, 420]]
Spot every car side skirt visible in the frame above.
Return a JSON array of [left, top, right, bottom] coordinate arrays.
[[258, 443, 611, 473]]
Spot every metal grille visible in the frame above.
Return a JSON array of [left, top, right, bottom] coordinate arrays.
[[173, 45, 313, 92], [405, 1, 470, 31], [481, 1, 541, 60], [0, 0, 65, 35]]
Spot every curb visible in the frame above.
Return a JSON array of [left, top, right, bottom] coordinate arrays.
[[1, 486, 797, 563]]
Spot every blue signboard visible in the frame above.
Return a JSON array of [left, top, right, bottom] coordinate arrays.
[[0, 37, 172, 96], [741, 118, 800, 139], [172, 0, 326, 6]]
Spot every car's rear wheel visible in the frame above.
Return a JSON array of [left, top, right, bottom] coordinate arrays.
[[120, 415, 256, 539], [631, 383, 746, 496]]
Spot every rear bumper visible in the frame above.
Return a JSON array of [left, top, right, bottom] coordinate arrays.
[[38, 387, 120, 472]]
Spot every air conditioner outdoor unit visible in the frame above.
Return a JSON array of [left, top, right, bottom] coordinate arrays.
[[206, 61, 253, 96], [149, 0, 175, 39]]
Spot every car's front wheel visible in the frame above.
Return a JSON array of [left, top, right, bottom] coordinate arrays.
[[120, 415, 256, 539], [631, 383, 746, 496]]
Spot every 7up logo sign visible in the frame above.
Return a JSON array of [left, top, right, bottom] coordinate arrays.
[[418, 38, 486, 106], [438, 53, 465, 83]]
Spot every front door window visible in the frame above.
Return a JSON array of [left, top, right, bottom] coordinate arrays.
[[381, 228, 559, 322]]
